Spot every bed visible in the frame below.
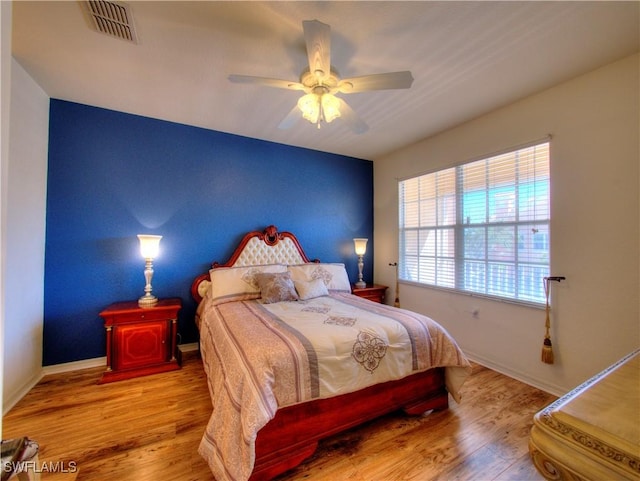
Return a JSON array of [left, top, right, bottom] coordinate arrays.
[[191, 225, 471, 481]]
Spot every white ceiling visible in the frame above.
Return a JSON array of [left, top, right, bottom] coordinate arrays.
[[11, 1, 639, 160]]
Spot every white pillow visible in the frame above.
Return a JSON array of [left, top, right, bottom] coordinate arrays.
[[287, 263, 351, 293], [209, 264, 287, 304], [294, 278, 329, 300]]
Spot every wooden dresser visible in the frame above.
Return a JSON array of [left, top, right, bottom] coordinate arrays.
[[529, 348, 640, 480]]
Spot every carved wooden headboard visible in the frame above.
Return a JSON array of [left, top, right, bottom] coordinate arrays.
[[190, 225, 318, 303]]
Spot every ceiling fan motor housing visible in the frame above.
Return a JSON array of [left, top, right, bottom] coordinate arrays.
[[300, 68, 341, 94]]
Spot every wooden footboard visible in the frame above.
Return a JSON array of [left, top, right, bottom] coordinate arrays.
[[250, 367, 448, 481]]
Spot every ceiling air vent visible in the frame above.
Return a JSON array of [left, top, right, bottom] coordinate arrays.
[[85, 1, 139, 44]]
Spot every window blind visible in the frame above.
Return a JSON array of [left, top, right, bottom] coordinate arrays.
[[399, 141, 550, 304]]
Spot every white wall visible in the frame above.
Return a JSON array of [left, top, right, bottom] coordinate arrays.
[[2, 51, 50, 413], [374, 54, 639, 395], [0, 0, 11, 420]]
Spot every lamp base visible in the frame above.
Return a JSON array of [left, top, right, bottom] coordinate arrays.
[[355, 281, 366, 289], [138, 295, 158, 308]]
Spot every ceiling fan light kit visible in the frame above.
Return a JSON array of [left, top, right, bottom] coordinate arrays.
[[228, 20, 413, 134], [297, 91, 341, 127]]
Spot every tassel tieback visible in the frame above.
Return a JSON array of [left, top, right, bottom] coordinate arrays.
[[541, 276, 565, 364], [541, 336, 554, 364]]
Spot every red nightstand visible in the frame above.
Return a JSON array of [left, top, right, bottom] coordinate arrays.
[[351, 284, 388, 304], [99, 298, 182, 383]]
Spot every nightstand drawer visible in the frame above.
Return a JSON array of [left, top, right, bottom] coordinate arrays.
[[351, 284, 388, 304], [103, 310, 163, 324]]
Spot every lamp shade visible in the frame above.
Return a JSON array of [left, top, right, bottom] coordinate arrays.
[[298, 93, 320, 123], [137, 234, 162, 259], [353, 238, 368, 256], [321, 94, 341, 123]]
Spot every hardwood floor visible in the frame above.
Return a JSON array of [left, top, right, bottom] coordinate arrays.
[[2, 351, 555, 481]]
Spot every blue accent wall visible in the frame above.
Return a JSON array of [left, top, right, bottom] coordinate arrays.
[[44, 100, 373, 365]]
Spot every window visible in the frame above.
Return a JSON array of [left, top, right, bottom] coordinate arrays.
[[399, 141, 550, 305]]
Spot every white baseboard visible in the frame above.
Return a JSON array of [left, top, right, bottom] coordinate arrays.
[[3, 371, 45, 416], [465, 350, 565, 397], [41, 343, 199, 376], [42, 356, 107, 375], [5, 343, 200, 415], [178, 342, 199, 352]]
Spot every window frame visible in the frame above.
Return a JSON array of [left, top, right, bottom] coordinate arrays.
[[398, 139, 551, 307]]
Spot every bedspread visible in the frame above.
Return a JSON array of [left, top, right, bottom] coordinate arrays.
[[197, 293, 470, 481]]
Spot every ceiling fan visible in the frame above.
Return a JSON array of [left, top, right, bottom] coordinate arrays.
[[228, 20, 414, 134]]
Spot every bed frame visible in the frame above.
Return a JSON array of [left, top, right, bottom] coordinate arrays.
[[191, 225, 449, 481]]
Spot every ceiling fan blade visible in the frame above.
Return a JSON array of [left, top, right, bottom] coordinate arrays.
[[303, 20, 331, 81], [337, 98, 368, 134], [337, 71, 414, 93], [278, 105, 301, 130], [228, 75, 304, 91]]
